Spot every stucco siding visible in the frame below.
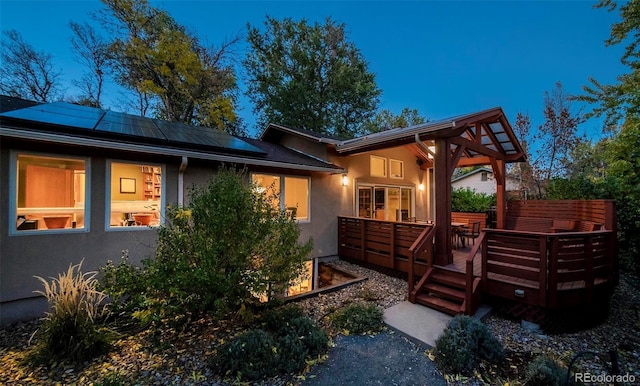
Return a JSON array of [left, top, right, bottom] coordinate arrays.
[[0, 144, 179, 325]]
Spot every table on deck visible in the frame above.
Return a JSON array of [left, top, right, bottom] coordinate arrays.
[[451, 222, 466, 249]]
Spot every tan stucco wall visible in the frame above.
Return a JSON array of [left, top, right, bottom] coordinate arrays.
[[329, 146, 432, 221]]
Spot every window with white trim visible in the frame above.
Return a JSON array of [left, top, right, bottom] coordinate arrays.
[[370, 156, 387, 177], [390, 159, 404, 179], [13, 153, 88, 233], [107, 161, 163, 228], [252, 173, 310, 221]]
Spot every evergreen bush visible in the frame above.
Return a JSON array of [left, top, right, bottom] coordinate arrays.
[[434, 315, 504, 375], [524, 355, 567, 386], [214, 306, 328, 381]]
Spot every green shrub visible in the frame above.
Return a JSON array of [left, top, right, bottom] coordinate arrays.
[[330, 303, 384, 334], [524, 355, 567, 386], [99, 166, 313, 328], [98, 250, 148, 315], [214, 307, 328, 380], [451, 187, 495, 213], [215, 329, 278, 380], [31, 261, 112, 364], [260, 303, 305, 332], [434, 315, 504, 375], [279, 316, 329, 358]]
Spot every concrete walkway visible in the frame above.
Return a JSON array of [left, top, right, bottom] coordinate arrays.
[[383, 301, 492, 347]]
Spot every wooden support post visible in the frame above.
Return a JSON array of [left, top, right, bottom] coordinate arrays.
[[434, 138, 453, 266]]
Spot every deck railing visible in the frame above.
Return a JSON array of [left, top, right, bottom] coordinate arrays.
[[408, 224, 437, 299], [481, 228, 616, 308], [337, 216, 433, 276]]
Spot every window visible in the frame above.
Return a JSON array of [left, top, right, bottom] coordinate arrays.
[[481, 172, 488, 182], [13, 153, 88, 233], [370, 156, 387, 177], [390, 159, 404, 179], [252, 173, 310, 221], [108, 162, 163, 229], [357, 184, 414, 221]]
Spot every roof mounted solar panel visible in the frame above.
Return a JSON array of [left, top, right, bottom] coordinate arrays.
[[96, 111, 166, 141], [0, 102, 103, 131], [154, 120, 265, 155]]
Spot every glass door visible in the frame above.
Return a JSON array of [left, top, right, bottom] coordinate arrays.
[[387, 188, 400, 221], [374, 187, 386, 219], [358, 187, 372, 218]]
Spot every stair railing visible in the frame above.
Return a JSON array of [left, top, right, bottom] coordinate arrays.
[[408, 224, 436, 301], [465, 231, 485, 315]]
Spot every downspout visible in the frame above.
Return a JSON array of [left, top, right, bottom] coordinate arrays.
[[178, 156, 188, 206]]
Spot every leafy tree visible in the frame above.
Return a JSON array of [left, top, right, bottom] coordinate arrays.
[[362, 107, 428, 133], [577, 0, 640, 130], [534, 82, 583, 181], [97, 0, 244, 134], [69, 21, 109, 108], [244, 16, 381, 138], [547, 118, 640, 274], [0, 29, 62, 102]]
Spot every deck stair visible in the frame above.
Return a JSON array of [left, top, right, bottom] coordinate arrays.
[[411, 267, 479, 316]]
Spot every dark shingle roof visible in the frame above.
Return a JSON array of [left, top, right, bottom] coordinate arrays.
[[241, 137, 343, 171]]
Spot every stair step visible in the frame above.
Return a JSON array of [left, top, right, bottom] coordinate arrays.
[[415, 293, 463, 316], [424, 282, 465, 302], [431, 271, 466, 289]]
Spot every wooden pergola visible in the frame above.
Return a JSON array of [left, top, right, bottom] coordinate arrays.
[[337, 107, 526, 266]]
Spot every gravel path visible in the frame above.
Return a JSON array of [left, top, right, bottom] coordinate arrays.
[[303, 330, 446, 386]]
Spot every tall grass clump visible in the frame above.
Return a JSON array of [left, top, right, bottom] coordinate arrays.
[[31, 261, 112, 364]]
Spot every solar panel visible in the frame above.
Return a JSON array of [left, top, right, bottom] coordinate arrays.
[[96, 112, 166, 141], [0, 102, 102, 131], [154, 120, 265, 154]]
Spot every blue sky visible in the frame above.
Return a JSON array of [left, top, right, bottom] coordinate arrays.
[[0, 0, 628, 138]]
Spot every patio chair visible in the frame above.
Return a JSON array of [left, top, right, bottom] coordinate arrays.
[[459, 221, 481, 247]]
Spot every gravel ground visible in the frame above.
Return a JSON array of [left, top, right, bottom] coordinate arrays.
[[1, 259, 639, 385]]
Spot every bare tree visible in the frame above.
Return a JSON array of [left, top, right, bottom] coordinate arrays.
[[69, 21, 109, 108], [509, 112, 539, 198], [534, 82, 583, 181], [0, 29, 62, 102]]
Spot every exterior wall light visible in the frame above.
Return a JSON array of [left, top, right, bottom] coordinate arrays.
[[342, 174, 349, 186], [419, 183, 425, 191]]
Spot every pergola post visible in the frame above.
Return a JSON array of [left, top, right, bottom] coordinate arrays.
[[491, 159, 507, 228], [434, 138, 453, 266]]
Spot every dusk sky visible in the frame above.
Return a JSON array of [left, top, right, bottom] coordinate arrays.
[[0, 0, 628, 138]]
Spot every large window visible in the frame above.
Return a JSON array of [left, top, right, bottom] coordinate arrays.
[[358, 184, 414, 221], [13, 153, 88, 233], [108, 162, 163, 229], [252, 174, 310, 221]]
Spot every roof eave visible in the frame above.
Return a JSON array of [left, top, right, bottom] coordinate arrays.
[[0, 126, 346, 174]]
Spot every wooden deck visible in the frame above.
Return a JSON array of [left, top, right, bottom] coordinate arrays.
[[338, 199, 618, 316]]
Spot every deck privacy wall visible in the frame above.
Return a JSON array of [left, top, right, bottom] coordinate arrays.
[[506, 200, 616, 231]]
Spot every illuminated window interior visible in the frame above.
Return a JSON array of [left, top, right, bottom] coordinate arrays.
[[15, 154, 86, 231], [252, 174, 310, 221], [109, 162, 162, 227]]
